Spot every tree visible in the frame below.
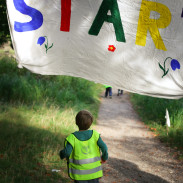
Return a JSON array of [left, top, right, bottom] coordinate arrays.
[[0, 1, 10, 46]]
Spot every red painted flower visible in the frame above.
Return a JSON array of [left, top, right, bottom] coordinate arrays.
[[108, 45, 116, 52]]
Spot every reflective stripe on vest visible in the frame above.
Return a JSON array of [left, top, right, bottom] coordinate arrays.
[[69, 156, 101, 165], [69, 165, 102, 175]]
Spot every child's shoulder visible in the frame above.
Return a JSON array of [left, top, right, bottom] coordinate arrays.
[[66, 132, 75, 140], [92, 129, 100, 134], [92, 130, 100, 140]]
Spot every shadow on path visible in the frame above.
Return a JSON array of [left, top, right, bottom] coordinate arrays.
[[102, 157, 169, 183]]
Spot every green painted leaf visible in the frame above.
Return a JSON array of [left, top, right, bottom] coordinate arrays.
[[158, 63, 164, 71], [48, 43, 53, 49], [165, 69, 169, 75]]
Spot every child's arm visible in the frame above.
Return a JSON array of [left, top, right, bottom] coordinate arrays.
[[59, 141, 73, 159], [97, 136, 108, 163]]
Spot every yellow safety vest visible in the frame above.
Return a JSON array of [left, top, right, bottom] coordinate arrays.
[[104, 85, 111, 88], [65, 130, 103, 180]]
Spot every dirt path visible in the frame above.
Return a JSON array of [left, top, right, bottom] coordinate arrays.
[[94, 91, 183, 183]]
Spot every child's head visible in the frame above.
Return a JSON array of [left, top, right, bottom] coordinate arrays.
[[75, 110, 93, 130]]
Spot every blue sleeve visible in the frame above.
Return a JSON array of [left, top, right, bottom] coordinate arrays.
[[59, 141, 73, 159], [97, 136, 108, 161]]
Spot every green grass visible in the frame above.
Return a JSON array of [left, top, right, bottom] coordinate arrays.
[[130, 93, 183, 158], [0, 56, 103, 182], [0, 104, 76, 183], [0, 57, 102, 106]]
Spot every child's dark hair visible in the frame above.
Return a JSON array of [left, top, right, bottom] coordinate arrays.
[[75, 110, 93, 130]]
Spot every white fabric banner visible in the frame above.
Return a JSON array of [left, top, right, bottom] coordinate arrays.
[[6, 0, 183, 99]]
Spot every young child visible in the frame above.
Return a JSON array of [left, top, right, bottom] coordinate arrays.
[[104, 85, 112, 98], [117, 89, 123, 96], [60, 110, 108, 183]]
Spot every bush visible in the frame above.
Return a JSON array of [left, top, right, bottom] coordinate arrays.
[[0, 57, 103, 106], [131, 94, 183, 126], [0, 2, 10, 46], [131, 93, 183, 149]]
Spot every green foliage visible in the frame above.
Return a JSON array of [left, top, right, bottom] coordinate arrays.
[[0, 2, 10, 45], [0, 57, 103, 107], [131, 93, 183, 150], [0, 56, 103, 182], [0, 105, 75, 183], [130, 94, 183, 125]]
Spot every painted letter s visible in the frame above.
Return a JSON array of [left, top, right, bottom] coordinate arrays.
[[13, 0, 43, 32]]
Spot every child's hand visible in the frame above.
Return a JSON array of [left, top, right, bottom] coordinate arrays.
[[101, 158, 106, 164]]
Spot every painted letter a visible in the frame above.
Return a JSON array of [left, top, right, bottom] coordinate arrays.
[[89, 0, 126, 42]]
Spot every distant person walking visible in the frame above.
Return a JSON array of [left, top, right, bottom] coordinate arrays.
[[104, 85, 112, 99], [117, 89, 123, 96]]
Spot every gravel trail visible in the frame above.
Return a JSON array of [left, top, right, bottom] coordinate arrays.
[[94, 91, 183, 183]]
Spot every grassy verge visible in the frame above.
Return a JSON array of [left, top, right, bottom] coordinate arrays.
[[0, 56, 103, 182], [130, 94, 183, 159]]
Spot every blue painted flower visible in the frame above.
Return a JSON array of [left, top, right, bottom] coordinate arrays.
[[37, 36, 45, 46], [170, 59, 180, 71]]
